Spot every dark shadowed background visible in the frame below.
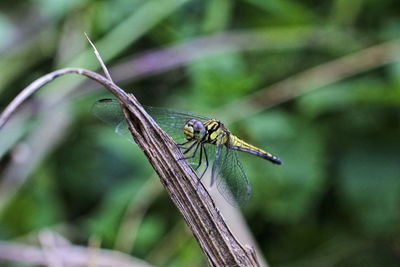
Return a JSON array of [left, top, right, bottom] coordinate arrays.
[[0, 0, 400, 266]]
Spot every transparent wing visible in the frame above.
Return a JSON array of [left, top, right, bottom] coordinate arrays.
[[211, 143, 251, 207], [144, 106, 210, 144], [92, 98, 212, 167], [91, 98, 130, 136], [92, 98, 210, 143]]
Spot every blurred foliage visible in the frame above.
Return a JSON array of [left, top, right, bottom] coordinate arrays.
[[1, 0, 400, 266]]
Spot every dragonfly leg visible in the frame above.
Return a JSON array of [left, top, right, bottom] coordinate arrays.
[[198, 145, 209, 179], [180, 141, 198, 155], [182, 142, 201, 160], [194, 143, 203, 171], [178, 141, 200, 161], [177, 140, 191, 149], [196, 145, 209, 190], [177, 140, 191, 146]]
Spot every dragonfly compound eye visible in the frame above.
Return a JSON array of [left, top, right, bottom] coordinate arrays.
[[184, 119, 206, 140]]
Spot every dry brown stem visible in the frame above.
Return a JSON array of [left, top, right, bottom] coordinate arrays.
[[0, 67, 260, 267]]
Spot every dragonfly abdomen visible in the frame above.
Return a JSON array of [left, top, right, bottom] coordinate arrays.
[[229, 136, 282, 165]]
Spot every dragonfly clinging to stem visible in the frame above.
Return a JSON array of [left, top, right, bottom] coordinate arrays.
[[92, 98, 282, 207]]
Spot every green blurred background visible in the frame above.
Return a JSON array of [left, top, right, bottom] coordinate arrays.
[[1, 0, 400, 266]]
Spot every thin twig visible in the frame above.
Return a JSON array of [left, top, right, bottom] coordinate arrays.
[[85, 32, 114, 82], [0, 68, 84, 129], [38, 230, 64, 267], [0, 240, 153, 267], [88, 235, 102, 267]]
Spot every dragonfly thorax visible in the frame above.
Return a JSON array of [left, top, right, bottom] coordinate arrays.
[[183, 119, 206, 141]]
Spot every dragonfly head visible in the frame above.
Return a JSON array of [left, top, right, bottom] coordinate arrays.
[[184, 119, 206, 141]]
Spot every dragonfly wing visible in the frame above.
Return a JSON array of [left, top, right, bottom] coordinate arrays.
[[92, 98, 211, 142], [144, 106, 210, 144], [211, 143, 223, 186], [211, 143, 252, 207], [92, 98, 212, 167], [92, 98, 131, 137]]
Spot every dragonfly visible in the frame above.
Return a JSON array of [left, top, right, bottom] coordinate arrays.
[[92, 98, 282, 207]]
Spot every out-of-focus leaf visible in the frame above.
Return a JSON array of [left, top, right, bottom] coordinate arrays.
[[134, 215, 165, 256], [188, 52, 259, 107], [174, 238, 205, 267], [84, 177, 149, 246], [245, 0, 318, 23], [239, 112, 326, 223], [330, 0, 364, 26], [202, 0, 232, 33], [1, 0, 400, 266], [0, 169, 64, 238], [0, 14, 12, 52], [297, 78, 400, 119], [297, 83, 355, 117], [34, 0, 82, 18], [337, 140, 400, 235]]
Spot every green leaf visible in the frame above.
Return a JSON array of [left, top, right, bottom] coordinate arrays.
[[338, 140, 400, 235]]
